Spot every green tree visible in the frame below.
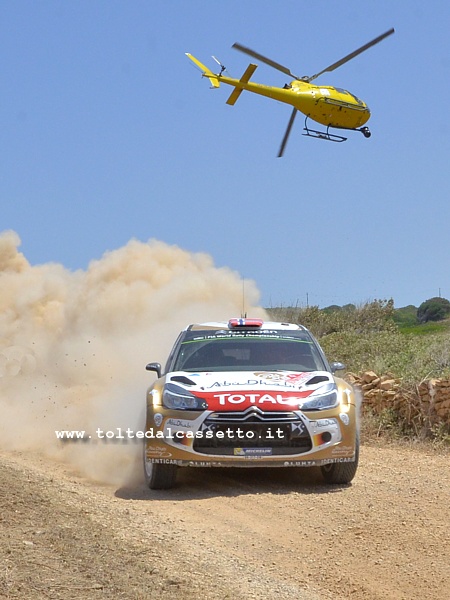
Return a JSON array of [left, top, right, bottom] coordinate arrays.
[[417, 297, 450, 323]]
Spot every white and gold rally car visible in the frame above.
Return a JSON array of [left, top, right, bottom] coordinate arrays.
[[144, 318, 359, 489]]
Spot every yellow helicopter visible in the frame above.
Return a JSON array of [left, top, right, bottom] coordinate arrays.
[[186, 28, 394, 156]]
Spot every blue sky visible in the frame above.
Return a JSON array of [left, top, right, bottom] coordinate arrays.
[[1, 0, 449, 309]]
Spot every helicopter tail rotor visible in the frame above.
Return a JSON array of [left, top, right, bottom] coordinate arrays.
[[212, 55, 227, 76]]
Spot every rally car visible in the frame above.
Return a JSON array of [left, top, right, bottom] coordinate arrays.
[[144, 318, 359, 489]]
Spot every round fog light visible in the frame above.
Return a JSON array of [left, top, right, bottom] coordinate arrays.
[[339, 413, 350, 426]]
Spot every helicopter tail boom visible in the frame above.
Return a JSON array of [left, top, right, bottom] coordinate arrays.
[[226, 63, 258, 105], [185, 53, 220, 88]]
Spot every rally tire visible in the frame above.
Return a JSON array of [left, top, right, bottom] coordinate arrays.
[[143, 449, 177, 490], [320, 435, 359, 485]]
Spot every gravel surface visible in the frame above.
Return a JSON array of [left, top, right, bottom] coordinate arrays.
[[1, 441, 449, 599]]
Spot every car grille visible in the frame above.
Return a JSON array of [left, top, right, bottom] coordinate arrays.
[[194, 408, 312, 456], [207, 406, 298, 423]]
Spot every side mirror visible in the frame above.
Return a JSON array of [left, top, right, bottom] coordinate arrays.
[[146, 362, 162, 378], [330, 361, 345, 373]]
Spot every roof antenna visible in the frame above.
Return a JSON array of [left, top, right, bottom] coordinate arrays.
[[242, 278, 247, 318]]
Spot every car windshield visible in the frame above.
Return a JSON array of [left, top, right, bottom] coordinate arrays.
[[171, 330, 327, 372]]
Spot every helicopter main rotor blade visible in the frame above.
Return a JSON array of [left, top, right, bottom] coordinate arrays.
[[278, 108, 297, 158], [232, 42, 301, 80], [306, 27, 395, 82]]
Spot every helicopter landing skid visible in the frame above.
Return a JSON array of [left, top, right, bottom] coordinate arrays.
[[302, 121, 347, 143]]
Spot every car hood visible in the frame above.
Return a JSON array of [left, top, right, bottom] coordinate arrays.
[[166, 370, 336, 411]]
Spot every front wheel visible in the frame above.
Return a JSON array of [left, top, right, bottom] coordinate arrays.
[[320, 436, 359, 484], [143, 448, 177, 490]]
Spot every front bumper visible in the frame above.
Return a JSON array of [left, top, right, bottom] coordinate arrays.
[[144, 405, 357, 467]]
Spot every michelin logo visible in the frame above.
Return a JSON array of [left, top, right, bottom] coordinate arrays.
[[234, 447, 273, 457]]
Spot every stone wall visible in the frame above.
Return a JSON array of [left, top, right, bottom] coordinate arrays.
[[346, 371, 450, 433]]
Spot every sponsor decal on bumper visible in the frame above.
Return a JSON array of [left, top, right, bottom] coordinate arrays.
[[233, 447, 273, 457]]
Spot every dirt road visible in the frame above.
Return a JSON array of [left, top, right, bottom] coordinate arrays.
[[1, 441, 448, 600]]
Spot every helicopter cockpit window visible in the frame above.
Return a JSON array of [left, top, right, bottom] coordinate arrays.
[[336, 87, 364, 106]]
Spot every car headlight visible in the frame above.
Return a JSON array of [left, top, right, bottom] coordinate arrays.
[[300, 384, 339, 411], [162, 383, 207, 410]]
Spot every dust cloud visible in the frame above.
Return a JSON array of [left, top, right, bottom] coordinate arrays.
[[0, 230, 267, 485]]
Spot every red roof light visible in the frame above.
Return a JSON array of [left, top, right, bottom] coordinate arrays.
[[228, 318, 264, 328]]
